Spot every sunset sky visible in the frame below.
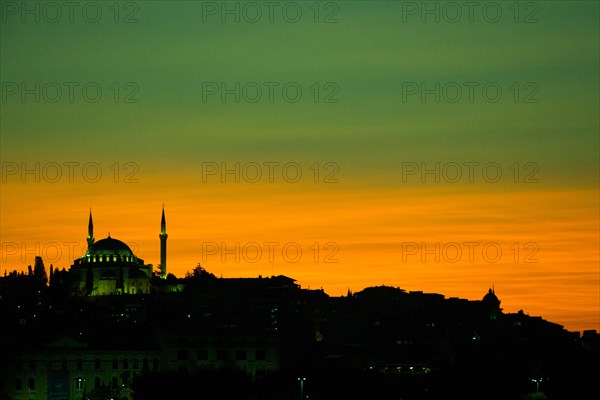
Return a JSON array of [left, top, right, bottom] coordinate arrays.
[[1, 1, 598, 333]]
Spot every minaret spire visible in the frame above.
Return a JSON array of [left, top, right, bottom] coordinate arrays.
[[161, 204, 166, 234], [159, 205, 168, 279], [87, 209, 95, 248]]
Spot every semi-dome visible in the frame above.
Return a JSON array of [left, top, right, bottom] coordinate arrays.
[[85, 236, 134, 258]]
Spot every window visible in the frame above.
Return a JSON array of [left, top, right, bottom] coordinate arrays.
[[236, 350, 247, 361], [255, 350, 266, 361], [142, 358, 148, 370], [217, 350, 227, 361], [177, 349, 188, 361], [28, 378, 35, 390], [123, 359, 128, 369], [152, 358, 159, 370], [112, 358, 118, 369], [197, 349, 208, 360], [95, 377, 101, 388], [15, 378, 22, 391], [122, 376, 129, 386], [132, 359, 139, 369], [77, 359, 83, 370], [95, 359, 101, 369]]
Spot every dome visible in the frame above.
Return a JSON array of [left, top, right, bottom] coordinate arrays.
[[482, 288, 500, 306], [85, 236, 134, 258]]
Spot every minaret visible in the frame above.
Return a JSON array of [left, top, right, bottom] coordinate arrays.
[[159, 205, 168, 279], [87, 209, 95, 248]]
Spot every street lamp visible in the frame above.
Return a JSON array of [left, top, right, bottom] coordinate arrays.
[[531, 377, 544, 392], [297, 377, 306, 399]]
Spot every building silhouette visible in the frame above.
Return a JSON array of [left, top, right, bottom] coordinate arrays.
[[69, 209, 169, 296]]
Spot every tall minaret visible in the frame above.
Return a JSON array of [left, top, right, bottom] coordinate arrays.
[[159, 205, 168, 279], [87, 209, 95, 249]]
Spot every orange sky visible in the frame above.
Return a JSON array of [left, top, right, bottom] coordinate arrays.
[[1, 178, 598, 333], [2, 1, 599, 335]]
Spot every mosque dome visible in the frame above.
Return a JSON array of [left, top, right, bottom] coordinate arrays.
[[85, 236, 134, 258]]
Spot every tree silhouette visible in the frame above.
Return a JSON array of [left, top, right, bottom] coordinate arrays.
[[33, 256, 48, 286], [187, 263, 216, 280]]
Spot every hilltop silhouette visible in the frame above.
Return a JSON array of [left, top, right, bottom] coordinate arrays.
[[0, 261, 598, 399]]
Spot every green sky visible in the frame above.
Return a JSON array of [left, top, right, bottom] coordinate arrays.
[[1, 1, 598, 187]]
